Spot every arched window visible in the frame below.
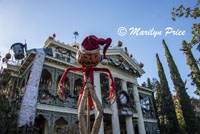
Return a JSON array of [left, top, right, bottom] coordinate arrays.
[[74, 78, 82, 96], [100, 73, 110, 107], [40, 69, 52, 89], [100, 73, 109, 91], [34, 114, 48, 134], [54, 117, 68, 134], [114, 78, 122, 91]]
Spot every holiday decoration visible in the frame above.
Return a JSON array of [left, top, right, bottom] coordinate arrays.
[[109, 56, 141, 77], [18, 49, 46, 128], [53, 33, 56, 38], [77, 51, 100, 68], [117, 90, 130, 107], [116, 90, 133, 116], [140, 63, 144, 67], [2, 57, 7, 63], [58, 35, 116, 134], [118, 56, 124, 62], [117, 40, 123, 47], [5, 53, 11, 59]]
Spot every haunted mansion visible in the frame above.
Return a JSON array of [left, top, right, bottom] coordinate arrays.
[[0, 35, 158, 134]]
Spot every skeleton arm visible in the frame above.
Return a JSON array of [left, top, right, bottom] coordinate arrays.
[[58, 67, 83, 100], [92, 68, 116, 102]]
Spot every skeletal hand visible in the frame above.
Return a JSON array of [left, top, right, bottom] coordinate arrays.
[[57, 84, 65, 101]]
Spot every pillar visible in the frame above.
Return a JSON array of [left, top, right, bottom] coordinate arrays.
[[48, 124, 54, 134], [111, 77, 120, 134], [47, 115, 54, 134], [44, 120, 48, 134], [94, 72, 104, 134], [133, 83, 146, 134], [69, 73, 75, 96], [121, 80, 134, 134], [111, 100, 120, 134]]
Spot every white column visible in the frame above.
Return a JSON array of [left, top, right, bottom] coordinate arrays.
[[44, 120, 48, 134], [110, 77, 120, 134], [94, 72, 104, 134], [133, 83, 146, 134], [111, 100, 120, 134], [121, 80, 134, 134]]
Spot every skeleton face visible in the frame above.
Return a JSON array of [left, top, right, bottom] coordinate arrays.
[[76, 50, 100, 69]]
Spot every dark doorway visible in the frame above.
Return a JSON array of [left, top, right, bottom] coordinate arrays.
[[34, 115, 47, 134], [135, 124, 139, 134]]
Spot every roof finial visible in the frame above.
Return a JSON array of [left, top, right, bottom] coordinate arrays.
[[73, 31, 79, 43]]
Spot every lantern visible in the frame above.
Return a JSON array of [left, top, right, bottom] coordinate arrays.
[[117, 41, 123, 47], [5, 53, 11, 59], [11, 43, 27, 60]]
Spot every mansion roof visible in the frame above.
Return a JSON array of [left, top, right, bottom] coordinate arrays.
[[1, 36, 147, 88]]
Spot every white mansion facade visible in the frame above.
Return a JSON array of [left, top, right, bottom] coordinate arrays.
[[0, 36, 158, 134]]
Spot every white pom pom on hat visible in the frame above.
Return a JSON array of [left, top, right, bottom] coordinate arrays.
[[101, 59, 108, 65]]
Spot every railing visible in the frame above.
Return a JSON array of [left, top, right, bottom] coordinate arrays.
[[108, 46, 124, 50], [38, 85, 78, 109], [55, 54, 77, 65]]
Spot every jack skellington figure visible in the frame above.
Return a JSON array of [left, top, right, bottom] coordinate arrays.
[[57, 35, 116, 134]]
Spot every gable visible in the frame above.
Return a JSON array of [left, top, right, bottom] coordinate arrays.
[[104, 49, 145, 77]]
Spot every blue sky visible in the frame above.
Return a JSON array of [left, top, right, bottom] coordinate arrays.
[[0, 0, 199, 98]]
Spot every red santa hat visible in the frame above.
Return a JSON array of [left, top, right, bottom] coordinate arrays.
[[80, 35, 112, 65]]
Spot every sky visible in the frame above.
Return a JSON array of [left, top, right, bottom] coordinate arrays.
[[0, 0, 199, 98]]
